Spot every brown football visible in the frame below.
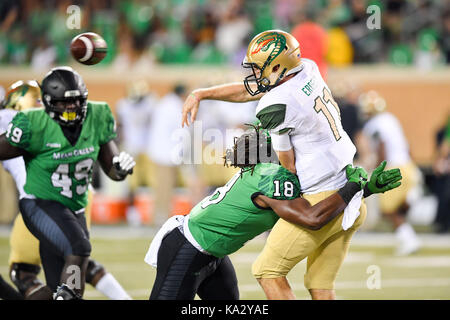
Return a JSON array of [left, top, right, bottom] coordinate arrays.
[[70, 32, 107, 65]]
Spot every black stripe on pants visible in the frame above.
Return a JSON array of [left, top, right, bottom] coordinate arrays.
[[150, 227, 239, 300]]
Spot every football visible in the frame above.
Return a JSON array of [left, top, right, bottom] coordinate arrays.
[[70, 32, 108, 65]]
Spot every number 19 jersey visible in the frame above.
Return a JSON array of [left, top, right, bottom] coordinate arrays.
[[6, 101, 117, 212], [187, 163, 301, 258]]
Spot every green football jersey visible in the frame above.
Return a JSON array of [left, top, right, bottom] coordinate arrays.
[[188, 162, 301, 258], [6, 101, 117, 212]]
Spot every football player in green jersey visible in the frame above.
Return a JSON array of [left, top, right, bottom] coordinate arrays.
[[147, 127, 402, 300], [0, 67, 136, 300]]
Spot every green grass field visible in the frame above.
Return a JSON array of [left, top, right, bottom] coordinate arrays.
[[1, 228, 449, 300]]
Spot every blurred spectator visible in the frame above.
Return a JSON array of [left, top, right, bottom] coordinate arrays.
[[215, 0, 252, 64], [431, 116, 450, 233], [0, 0, 19, 34], [291, 7, 329, 79], [439, 9, 450, 64], [30, 37, 57, 72], [344, 0, 383, 63], [116, 79, 158, 226], [0, 0, 450, 66]]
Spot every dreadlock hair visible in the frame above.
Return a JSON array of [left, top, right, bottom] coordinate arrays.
[[223, 124, 279, 176]]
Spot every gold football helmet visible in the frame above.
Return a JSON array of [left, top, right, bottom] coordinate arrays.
[[358, 90, 386, 117], [1, 80, 41, 111], [242, 30, 302, 95]]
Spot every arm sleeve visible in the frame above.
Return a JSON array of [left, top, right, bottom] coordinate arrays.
[[256, 98, 298, 135], [2, 157, 27, 198], [270, 131, 293, 152], [99, 103, 118, 145], [5, 112, 32, 151]]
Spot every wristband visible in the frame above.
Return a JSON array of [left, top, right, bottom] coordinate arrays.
[[363, 184, 372, 198], [337, 182, 361, 204]]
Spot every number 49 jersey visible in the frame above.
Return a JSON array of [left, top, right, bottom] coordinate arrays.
[[256, 58, 356, 194], [187, 162, 301, 258], [6, 101, 117, 212]]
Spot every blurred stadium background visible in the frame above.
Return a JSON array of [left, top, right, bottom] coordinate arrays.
[[0, 0, 449, 299]]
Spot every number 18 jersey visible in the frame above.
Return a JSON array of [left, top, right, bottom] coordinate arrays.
[[187, 162, 301, 258], [6, 101, 117, 212]]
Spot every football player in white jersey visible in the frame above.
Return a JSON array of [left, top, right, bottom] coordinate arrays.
[[359, 91, 421, 255], [181, 30, 371, 300]]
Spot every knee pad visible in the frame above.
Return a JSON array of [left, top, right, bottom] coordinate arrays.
[[9, 263, 43, 296], [86, 259, 105, 284], [71, 238, 91, 257]]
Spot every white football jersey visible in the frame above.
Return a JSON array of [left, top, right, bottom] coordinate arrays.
[[256, 59, 356, 193], [116, 94, 157, 156], [0, 109, 28, 199], [363, 112, 411, 166]]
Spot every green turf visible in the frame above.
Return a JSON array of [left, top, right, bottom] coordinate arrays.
[[1, 235, 449, 300]]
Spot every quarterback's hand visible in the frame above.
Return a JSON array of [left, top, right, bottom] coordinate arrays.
[[112, 152, 135, 179], [365, 161, 402, 195], [345, 164, 368, 190], [181, 92, 200, 127]]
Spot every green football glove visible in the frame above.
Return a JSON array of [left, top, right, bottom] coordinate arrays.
[[345, 164, 368, 190], [365, 161, 402, 195]]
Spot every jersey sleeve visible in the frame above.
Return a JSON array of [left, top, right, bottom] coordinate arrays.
[[5, 112, 32, 151], [255, 96, 297, 135], [257, 165, 301, 200], [98, 103, 118, 145]]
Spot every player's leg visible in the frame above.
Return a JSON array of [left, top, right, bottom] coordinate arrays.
[[252, 189, 349, 300], [305, 202, 367, 300], [86, 259, 132, 300], [39, 241, 66, 296], [19, 198, 91, 299], [150, 228, 219, 300], [256, 277, 296, 300], [197, 256, 239, 300], [252, 217, 320, 300], [380, 162, 420, 255], [8, 214, 53, 299], [153, 165, 176, 227], [125, 153, 143, 226]]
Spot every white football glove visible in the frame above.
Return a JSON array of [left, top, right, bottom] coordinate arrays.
[[112, 152, 136, 178]]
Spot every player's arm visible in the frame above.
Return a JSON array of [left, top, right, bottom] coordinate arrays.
[[182, 82, 264, 127], [256, 192, 350, 230], [98, 140, 135, 181], [252, 166, 365, 230], [270, 131, 296, 174], [0, 133, 26, 160], [255, 166, 367, 230]]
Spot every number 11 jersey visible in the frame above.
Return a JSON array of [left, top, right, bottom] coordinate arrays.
[[6, 101, 117, 212], [256, 58, 356, 194]]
